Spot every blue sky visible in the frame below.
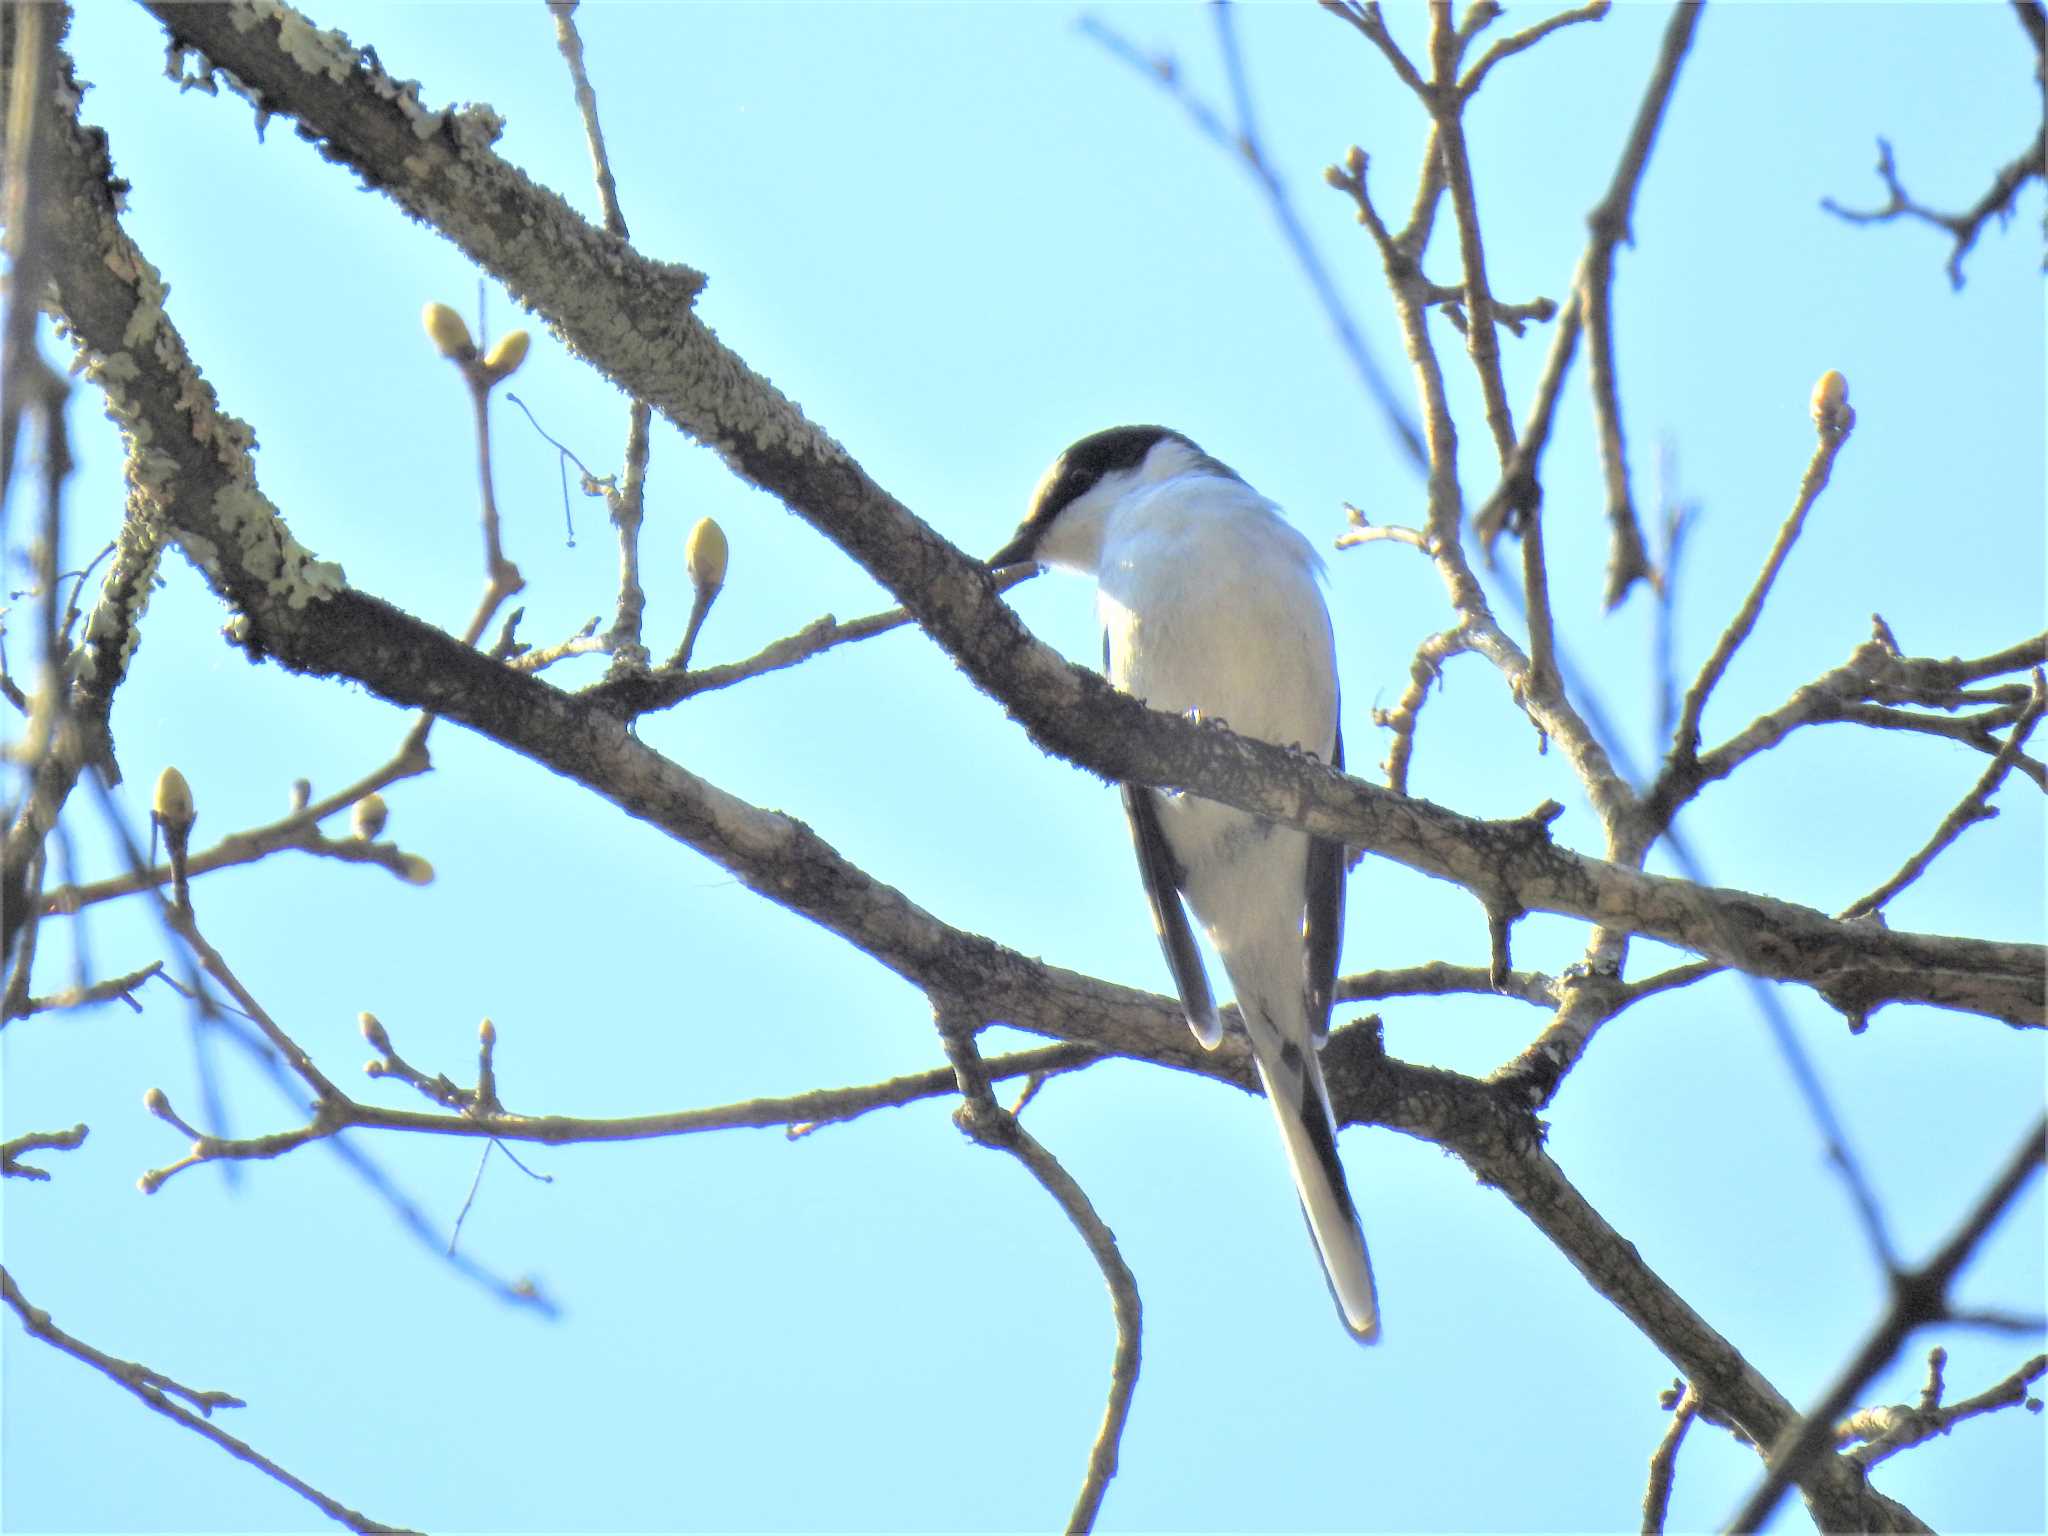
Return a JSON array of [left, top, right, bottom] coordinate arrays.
[[4, 3, 2043, 1533]]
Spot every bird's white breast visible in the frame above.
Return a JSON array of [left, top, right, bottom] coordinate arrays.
[[1096, 475, 1337, 755]]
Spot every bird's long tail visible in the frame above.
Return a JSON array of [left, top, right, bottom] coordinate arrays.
[[1246, 1025, 1381, 1344]]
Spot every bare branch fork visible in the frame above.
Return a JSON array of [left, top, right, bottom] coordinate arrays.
[[1824, 135, 2048, 290], [10, 4, 2038, 1529], [0, 1266, 417, 1535], [1728, 1113, 2048, 1531], [937, 1009, 1140, 1534], [44, 54, 2034, 1049]]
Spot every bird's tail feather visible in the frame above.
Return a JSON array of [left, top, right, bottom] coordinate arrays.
[[1249, 1038, 1381, 1344]]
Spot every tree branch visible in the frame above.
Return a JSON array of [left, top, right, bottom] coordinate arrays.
[[34, 22, 2037, 1057], [937, 1014, 1140, 1534], [1, 1265, 415, 1533], [1823, 134, 2047, 289], [1728, 1113, 2047, 1531]]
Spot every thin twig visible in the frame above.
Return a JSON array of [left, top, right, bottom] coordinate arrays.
[[1078, 7, 1426, 471], [1728, 1113, 2048, 1532], [1641, 1380, 1698, 1535], [1319, 1, 1430, 95], [1822, 135, 2047, 290], [1838, 1348, 2048, 1473], [1, 1122, 87, 1180], [1470, 0, 1702, 585], [936, 1013, 1140, 1535], [584, 565, 1038, 718], [1459, 0, 1610, 97], [138, 1037, 1105, 1190], [1674, 629, 2048, 809], [1340, 961, 1556, 1008], [40, 745, 429, 915], [1325, 146, 1636, 828], [1, 1265, 414, 1534], [7, 959, 165, 1021], [1842, 670, 2048, 918], [1669, 406, 1855, 765], [549, 1, 656, 667], [547, 0, 629, 238], [1426, 4, 1521, 469], [1374, 626, 1473, 794]]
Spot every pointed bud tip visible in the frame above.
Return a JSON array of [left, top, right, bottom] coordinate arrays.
[[687, 516, 729, 593], [153, 766, 194, 827], [482, 329, 530, 382], [422, 301, 475, 359]]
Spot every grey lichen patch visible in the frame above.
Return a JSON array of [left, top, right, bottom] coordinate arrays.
[[177, 528, 224, 582], [209, 480, 347, 610], [84, 349, 140, 387], [448, 105, 505, 152], [237, 0, 357, 86], [119, 250, 170, 353]]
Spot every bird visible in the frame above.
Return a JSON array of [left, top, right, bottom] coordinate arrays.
[[987, 425, 1379, 1344]]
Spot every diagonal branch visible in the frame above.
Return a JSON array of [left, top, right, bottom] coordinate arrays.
[[1728, 1113, 2047, 1531], [2, 1265, 415, 1534], [41, 32, 2043, 1036], [1841, 669, 2048, 918], [1665, 400, 1854, 772], [1471, 0, 1703, 609]]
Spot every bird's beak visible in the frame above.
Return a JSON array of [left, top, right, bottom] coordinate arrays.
[[984, 531, 1038, 572]]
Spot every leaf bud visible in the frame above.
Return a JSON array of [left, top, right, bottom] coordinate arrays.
[[359, 1012, 393, 1054], [687, 516, 729, 597], [1810, 369, 1851, 434], [153, 766, 194, 835], [398, 854, 436, 886], [422, 301, 475, 360], [482, 329, 530, 382], [351, 793, 388, 841]]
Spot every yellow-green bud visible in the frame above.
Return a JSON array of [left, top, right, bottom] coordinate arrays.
[[359, 1012, 392, 1053], [153, 766, 194, 833], [422, 301, 475, 359], [482, 329, 530, 381], [1810, 369, 1850, 434], [289, 778, 311, 813], [687, 516, 729, 596], [351, 793, 388, 841], [143, 1086, 170, 1116], [479, 1018, 497, 1045], [398, 854, 436, 886]]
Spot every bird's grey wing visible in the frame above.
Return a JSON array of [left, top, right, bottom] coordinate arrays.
[[1122, 783, 1222, 1048], [1303, 725, 1346, 1045]]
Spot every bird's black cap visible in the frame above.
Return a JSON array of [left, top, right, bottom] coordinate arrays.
[[985, 425, 1184, 569]]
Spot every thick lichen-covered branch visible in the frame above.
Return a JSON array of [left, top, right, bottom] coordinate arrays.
[[41, 11, 2038, 1036]]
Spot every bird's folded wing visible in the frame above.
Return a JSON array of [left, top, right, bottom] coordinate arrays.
[[1302, 725, 1346, 1044], [1121, 783, 1221, 1048]]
